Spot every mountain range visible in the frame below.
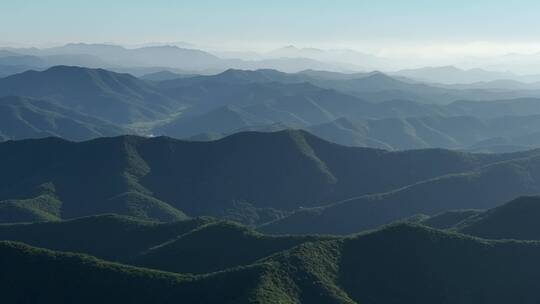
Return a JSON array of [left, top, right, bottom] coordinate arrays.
[[2, 60, 540, 302], [0, 66, 180, 124], [2, 210, 540, 303], [181, 112, 540, 152], [3, 66, 540, 155], [0, 43, 361, 74], [2, 130, 539, 230], [393, 66, 540, 84], [7, 9, 540, 301], [0, 96, 125, 141], [259, 145, 540, 235], [451, 196, 540, 240]]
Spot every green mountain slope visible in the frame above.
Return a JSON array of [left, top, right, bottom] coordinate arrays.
[[334, 224, 540, 303], [0, 194, 61, 223], [134, 221, 329, 274], [0, 135, 191, 222], [418, 209, 482, 229], [0, 96, 125, 141], [455, 196, 540, 240], [103, 191, 188, 222], [0, 240, 272, 304], [0, 214, 328, 275], [3, 223, 540, 303], [0, 66, 179, 124], [262, 223, 540, 303], [0, 130, 522, 224], [0, 215, 212, 261], [261, 224, 540, 303], [260, 153, 540, 235]]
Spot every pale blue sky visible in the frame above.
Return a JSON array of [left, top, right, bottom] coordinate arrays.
[[1, 0, 540, 52]]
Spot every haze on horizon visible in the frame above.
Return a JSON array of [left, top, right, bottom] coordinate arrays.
[[2, 0, 540, 73]]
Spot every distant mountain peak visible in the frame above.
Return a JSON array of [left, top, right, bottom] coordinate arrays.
[[363, 71, 400, 82], [62, 42, 125, 50], [282, 45, 298, 50]]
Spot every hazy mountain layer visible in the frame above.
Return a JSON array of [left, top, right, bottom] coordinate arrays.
[[0, 96, 125, 141], [3, 66, 540, 148], [0, 66, 180, 124]]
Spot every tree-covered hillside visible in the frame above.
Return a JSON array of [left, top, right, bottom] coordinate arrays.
[[1, 223, 540, 303], [0, 130, 527, 226]]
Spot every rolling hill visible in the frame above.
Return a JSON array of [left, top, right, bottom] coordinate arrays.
[[0, 240, 270, 304], [2, 223, 540, 303], [133, 221, 328, 274], [0, 215, 209, 261], [454, 196, 540, 240], [155, 105, 274, 138], [332, 224, 540, 303], [162, 68, 540, 103], [159, 110, 540, 152], [154, 72, 464, 139], [307, 114, 540, 150], [0, 130, 524, 225], [0, 96, 125, 141], [260, 151, 540, 235], [153, 69, 540, 148], [4, 66, 540, 149], [0, 66, 180, 124], [0, 214, 326, 274]]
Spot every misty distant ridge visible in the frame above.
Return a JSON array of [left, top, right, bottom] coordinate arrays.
[[3, 43, 540, 83], [393, 66, 514, 84], [3, 65, 540, 148], [393, 66, 540, 85], [0, 43, 357, 74], [264, 45, 389, 70]]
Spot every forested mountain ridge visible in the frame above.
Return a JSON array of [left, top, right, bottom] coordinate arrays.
[[0, 130, 536, 228], [2, 221, 540, 304]]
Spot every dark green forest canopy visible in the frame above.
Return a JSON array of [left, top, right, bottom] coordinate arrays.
[[2, 129, 540, 233], [1, 222, 540, 304]]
